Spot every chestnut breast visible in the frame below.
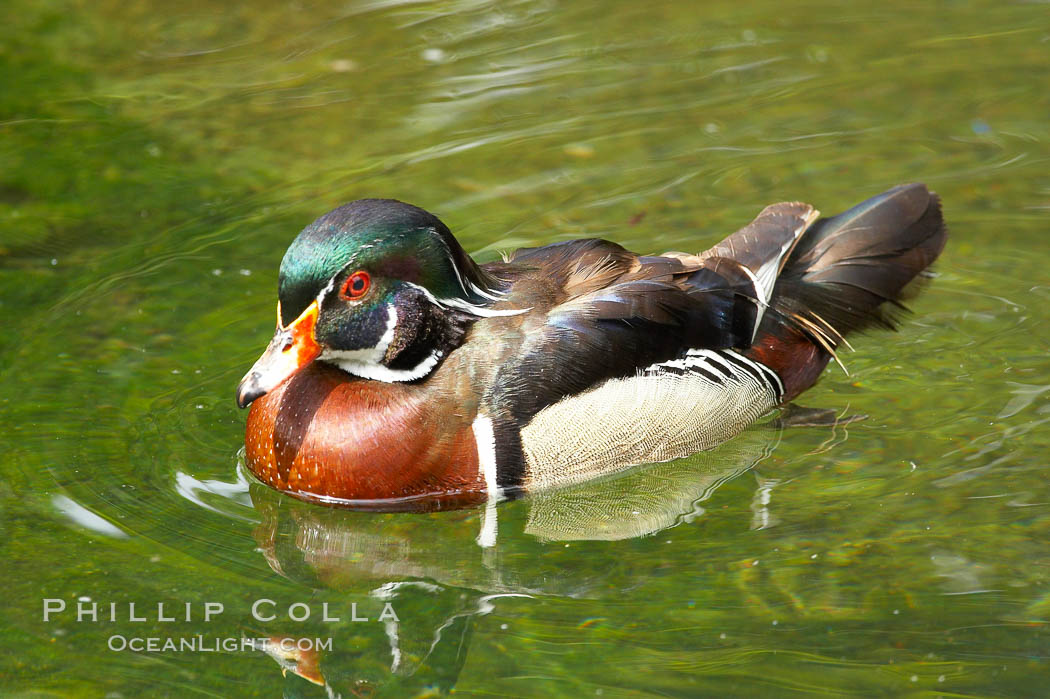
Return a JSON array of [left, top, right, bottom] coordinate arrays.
[[244, 362, 484, 506]]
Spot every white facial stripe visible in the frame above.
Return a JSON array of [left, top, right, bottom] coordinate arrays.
[[329, 348, 444, 383], [320, 304, 446, 382], [439, 296, 529, 317], [316, 265, 351, 307], [321, 304, 397, 366], [317, 279, 337, 306], [467, 280, 504, 301], [317, 234, 508, 315], [437, 233, 471, 297], [404, 281, 527, 318], [432, 232, 507, 301], [403, 281, 441, 306], [317, 269, 522, 384], [316, 251, 376, 307]]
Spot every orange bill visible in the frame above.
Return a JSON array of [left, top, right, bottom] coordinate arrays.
[[236, 301, 321, 408]]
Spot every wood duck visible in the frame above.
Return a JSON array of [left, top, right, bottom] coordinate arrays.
[[236, 184, 946, 510]]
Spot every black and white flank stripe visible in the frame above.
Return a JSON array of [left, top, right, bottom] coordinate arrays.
[[644, 349, 784, 401]]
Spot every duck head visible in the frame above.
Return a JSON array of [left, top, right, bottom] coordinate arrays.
[[236, 199, 510, 408]]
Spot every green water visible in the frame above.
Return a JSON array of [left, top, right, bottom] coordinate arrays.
[[3, 0, 1049, 696]]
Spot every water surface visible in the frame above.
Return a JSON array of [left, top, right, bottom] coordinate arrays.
[[2, 0, 1049, 696]]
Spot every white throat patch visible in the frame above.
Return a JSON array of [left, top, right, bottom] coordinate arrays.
[[320, 305, 443, 383]]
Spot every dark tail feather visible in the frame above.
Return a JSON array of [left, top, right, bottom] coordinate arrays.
[[747, 183, 947, 400]]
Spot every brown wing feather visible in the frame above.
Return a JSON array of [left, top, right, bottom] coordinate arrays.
[[701, 202, 818, 276], [488, 201, 833, 425]]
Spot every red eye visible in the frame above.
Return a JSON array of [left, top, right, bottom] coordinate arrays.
[[340, 270, 371, 300]]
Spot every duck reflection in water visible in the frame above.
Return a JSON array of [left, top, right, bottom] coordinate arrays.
[[245, 423, 807, 695]]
